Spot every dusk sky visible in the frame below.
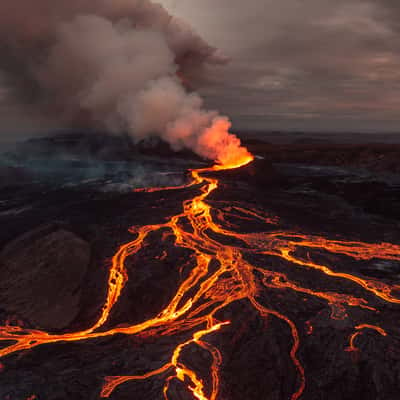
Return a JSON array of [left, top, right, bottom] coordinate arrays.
[[1, 0, 400, 136], [161, 0, 400, 132]]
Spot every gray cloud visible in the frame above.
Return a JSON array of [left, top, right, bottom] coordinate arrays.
[[160, 0, 400, 132], [2, 0, 400, 137]]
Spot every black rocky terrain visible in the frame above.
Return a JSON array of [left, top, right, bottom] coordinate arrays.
[[0, 135, 399, 400]]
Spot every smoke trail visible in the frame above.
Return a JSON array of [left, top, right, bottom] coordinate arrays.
[[0, 0, 250, 164]]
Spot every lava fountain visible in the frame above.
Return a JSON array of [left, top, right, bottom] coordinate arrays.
[[0, 134, 399, 400]]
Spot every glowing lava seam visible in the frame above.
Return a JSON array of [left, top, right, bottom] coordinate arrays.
[[0, 152, 399, 400]]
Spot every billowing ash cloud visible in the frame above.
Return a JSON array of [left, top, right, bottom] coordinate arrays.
[[0, 0, 250, 164]]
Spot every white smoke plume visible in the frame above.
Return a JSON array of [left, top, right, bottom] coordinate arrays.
[[0, 0, 251, 164]]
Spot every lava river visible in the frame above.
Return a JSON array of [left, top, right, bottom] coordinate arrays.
[[0, 153, 399, 400]]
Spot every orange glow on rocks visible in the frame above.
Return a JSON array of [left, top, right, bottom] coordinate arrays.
[[0, 146, 398, 400]]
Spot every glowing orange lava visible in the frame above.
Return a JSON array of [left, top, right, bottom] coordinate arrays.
[[0, 149, 399, 400], [346, 324, 387, 353]]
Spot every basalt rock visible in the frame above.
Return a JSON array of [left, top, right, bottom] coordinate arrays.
[[217, 158, 285, 188], [0, 223, 90, 331], [0, 165, 32, 188]]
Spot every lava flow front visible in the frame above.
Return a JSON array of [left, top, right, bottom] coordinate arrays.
[[0, 147, 399, 400]]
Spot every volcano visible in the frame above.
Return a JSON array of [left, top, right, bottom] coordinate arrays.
[[0, 138, 399, 400]]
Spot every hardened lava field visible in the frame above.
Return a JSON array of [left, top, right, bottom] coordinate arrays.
[[0, 154, 399, 400]]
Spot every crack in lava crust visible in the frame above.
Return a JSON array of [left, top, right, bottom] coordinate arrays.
[[0, 154, 400, 400]]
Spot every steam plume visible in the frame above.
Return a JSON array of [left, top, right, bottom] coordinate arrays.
[[0, 0, 251, 164]]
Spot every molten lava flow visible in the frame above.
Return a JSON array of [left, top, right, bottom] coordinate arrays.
[[0, 146, 399, 400], [346, 324, 388, 352]]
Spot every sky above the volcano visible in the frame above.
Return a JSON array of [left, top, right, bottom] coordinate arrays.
[[161, 0, 400, 132]]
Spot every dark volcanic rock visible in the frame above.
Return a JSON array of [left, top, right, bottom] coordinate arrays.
[[247, 141, 400, 173], [215, 158, 284, 188], [0, 146, 399, 400], [0, 165, 32, 188], [0, 223, 90, 330]]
